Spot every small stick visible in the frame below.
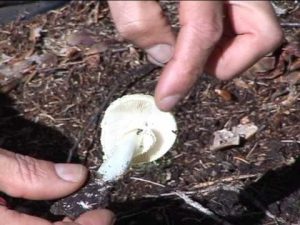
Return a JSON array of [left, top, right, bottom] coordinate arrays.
[[280, 22, 300, 28], [281, 139, 300, 144], [192, 174, 260, 189], [175, 191, 232, 225], [130, 177, 166, 188], [246, 142, 259, 159]]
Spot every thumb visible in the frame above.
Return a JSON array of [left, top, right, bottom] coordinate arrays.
[[108, 1, 175, 66], [0, 148, 87, 200]]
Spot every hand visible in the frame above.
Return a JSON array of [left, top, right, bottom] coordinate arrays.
[[0, 148, 115, 225], [108, 1, 283, 111]]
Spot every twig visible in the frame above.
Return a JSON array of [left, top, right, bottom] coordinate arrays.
[[246, 142, 259, 159], [130, 177, 166, 188], [143, 184, 243, 199], [281, 139, 300, 144], [192, 174, 260, 189], [144, 191, 197, 198], [175, 191, 231, 225]]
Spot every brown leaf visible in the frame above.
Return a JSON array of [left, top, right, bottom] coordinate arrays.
[[232, 123, 258, 140], [277, 71, 300, 85], [240, 116, 251, 125], [62, 47, 82, 60], [28, 52, 58, 68], [289, 58, 300, 71], [210, 129, 240, 151], [29, 26, 43, 43], [282, 42, 300, 59], [248, 56, 276, 74], [281, 91, 299, 106], [0, 60, 32, 78], [84, 54, 100, 69], [66, 30, 96, 47], [214, 88, 233, 101], [234, 78, 251, 89], [85, 42, 108, 55]]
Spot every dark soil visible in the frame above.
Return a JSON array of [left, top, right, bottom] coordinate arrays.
[[0, 1, 299, 225]]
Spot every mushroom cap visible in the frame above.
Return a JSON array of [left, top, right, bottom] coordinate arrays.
[[100, 94, 177, 164]]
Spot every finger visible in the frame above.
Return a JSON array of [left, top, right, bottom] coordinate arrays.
[[108, 1, 175, 66], [0, 149, 87, 200], [75, 209, 115, 225], [155, 1, 224, 111], [0, 206, 79, 225], [206, 1, 283, 79]]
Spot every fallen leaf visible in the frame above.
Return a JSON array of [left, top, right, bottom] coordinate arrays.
[[27, 52, 58, 68], [66, 30, 96, 47], [210, 129, 240, 151], [29, 26, 43, 42], [278, 71, 300, 85], [240, 116, 251, 125], [234, 78, 251, 89], [232, 123, 258, 140], [61, 46, 82, 60], [281, 94, 299, 106], [210, 122, 258, 150], [214, 88, 233, 101], [271, 2, 288, 16], [0, 60, 32, 78], [84, 54, 100, 68], [289, 58, 300, 71], [0, 53, 13, 65], [248, 56, 276, 74], [85, 42, 108, 55]]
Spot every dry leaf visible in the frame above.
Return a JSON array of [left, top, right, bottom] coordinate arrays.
[[232, 123, 258, 140], [248, 56, 276, 74], [28, 52, 58, 67], [84, 54, 100, 68], [234, 78, 251, 89], [0, 53, 13, 65], [66, 30, 96, 47], [214, 88, 233, 101], [0, 60, 32, 78], [85, 42, 108, 55], [61, 47, 81, 59], [210, 122, 258, 150], [29, 26, 43, 42], [240, 116, 251, 125], [289, 58, 300, 71], [278, 71, 300, 85], [210, 129, 240, 151]]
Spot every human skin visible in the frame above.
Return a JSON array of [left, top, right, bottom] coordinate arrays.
[[0, 148, 114, 225], [108, 1, 283, 111]]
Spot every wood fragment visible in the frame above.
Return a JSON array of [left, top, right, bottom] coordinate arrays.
[[192, 174, 260, 189]]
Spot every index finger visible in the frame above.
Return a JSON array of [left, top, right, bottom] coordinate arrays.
[[155, 1, 224, 111]]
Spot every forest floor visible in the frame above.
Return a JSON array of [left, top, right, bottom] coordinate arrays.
[[0, 1, 299, 225]]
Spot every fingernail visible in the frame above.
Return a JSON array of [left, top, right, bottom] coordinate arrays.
[[158, 94, 181, 111], [54, 163, 86, 182], [146, 44, 173, 66]]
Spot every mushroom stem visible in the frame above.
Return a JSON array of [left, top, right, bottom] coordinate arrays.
[[97, 130, 139, 182]]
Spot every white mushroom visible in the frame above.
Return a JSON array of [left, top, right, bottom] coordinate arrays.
[[97, 94, 177, 182]]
